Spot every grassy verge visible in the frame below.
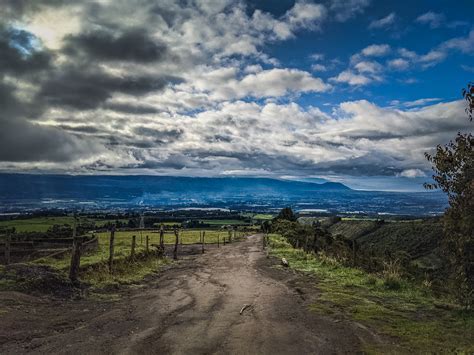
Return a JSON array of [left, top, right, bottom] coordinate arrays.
[[268, 234, 474, 354], [79, 253, 170, 289], [28, 229, 227, 289]]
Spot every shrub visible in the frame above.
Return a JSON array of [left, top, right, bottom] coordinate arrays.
[[383, 273, 402, 290]]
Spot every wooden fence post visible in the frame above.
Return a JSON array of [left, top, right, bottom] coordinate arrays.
[[228, 230, 232, 243], [312, 234, 317, 253], [160, 225, 164, 249], [262, 233, 266, 250], [146, 235, 149, 253], [69, 236, 83, 283], [352, 239, 356, 267], [201, 231, 205, 254], [217, 234, 220, 248], [173, 229, 179, 260], [108, 226, 115, 273], [5, 234, 11, 265], [131, 235, 136, 259]]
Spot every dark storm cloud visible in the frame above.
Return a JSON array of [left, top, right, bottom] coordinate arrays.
[[64, 29, 169, 62], [0, 83, 97, 162], [133, 127, 183, 140], [58, 125, 101, 134], [205, 134, 234, 143], [312, 155, 405, 176], [184, 148, 316, 172], [0, 26, 51, 76], [38, 66, 180, 110], [1, 0, 66, 17], [105, 103, 161, 115], [0, 118, 95, 162]]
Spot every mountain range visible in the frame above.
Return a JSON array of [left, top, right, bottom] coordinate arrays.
[[0, 174, 446, 216]]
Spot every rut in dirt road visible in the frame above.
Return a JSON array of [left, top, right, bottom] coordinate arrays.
[[2, 234, 378, 354]]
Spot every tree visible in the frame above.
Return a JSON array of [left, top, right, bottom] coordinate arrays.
[[275, 207, 297, 222], [425, 83, 474, 307]]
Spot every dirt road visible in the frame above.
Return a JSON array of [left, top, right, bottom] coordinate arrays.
[[1, 235, 381, 354]]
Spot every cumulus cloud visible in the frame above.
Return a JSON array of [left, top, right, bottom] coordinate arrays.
[[191, 67, 330, 100], [387, 58, 409, 70], [0, 0, 471, 181], [361, 44, 391, 57], [330, 70, 373, 86], [332, 44, 388, 86], [397, 169, 426, 178]]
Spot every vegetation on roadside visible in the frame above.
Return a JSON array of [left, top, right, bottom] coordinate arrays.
[[268, 234, 474, 353], [424, 82, 474, 307]]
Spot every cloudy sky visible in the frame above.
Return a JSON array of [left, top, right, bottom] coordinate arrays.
[[0, 0, 472, 191]]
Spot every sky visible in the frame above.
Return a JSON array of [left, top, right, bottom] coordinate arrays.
[[0, 0, 472, 191]]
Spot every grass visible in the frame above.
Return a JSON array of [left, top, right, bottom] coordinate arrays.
[[79, 253, 170, 289], [31, 229, 225, 270], [251, 214, 274, 220], [29, 229, 234, 290], [199, 219, 248, 225], [0, 217, 129, 233], [268, 234, 474, 354]]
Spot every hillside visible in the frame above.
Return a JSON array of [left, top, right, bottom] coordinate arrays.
[[327, 218, 444, 273]]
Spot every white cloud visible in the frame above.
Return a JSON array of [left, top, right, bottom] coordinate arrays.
[[354, 60, 382, 74], [236, 68, 330, 97], [368, 12, 396, 29], [284, 1, 327, 30], [394, 30, 474, 70], [311, 63, 327, 72], [461, 65, 474, 73], [309, 53, 324, 61], [415, 11, 445, 29], [334, 45, 388, 86], [441, 29, 474, 54], [330, 70, 373, 86], [361, 44, 391, 57], [330, 0, 371, 22], [402, 98, 442, 108], [193, 67, 330, 100], [398, 169, 426, 178], [387, 58, 409, 70]]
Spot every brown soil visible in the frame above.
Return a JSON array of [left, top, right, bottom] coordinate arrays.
[[0, 234, 385, 354]]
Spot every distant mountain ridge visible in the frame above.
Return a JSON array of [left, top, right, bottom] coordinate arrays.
[[0, 174, 350, 200], [0, 174, 447, 215]]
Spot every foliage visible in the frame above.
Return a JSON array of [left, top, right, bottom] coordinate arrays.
[[424, 83, 474, 307], [274, 207, 297, 222]]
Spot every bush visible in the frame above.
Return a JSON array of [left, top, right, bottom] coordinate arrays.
[[383, 273, 402, 290], [365, 275, 378, 286]]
